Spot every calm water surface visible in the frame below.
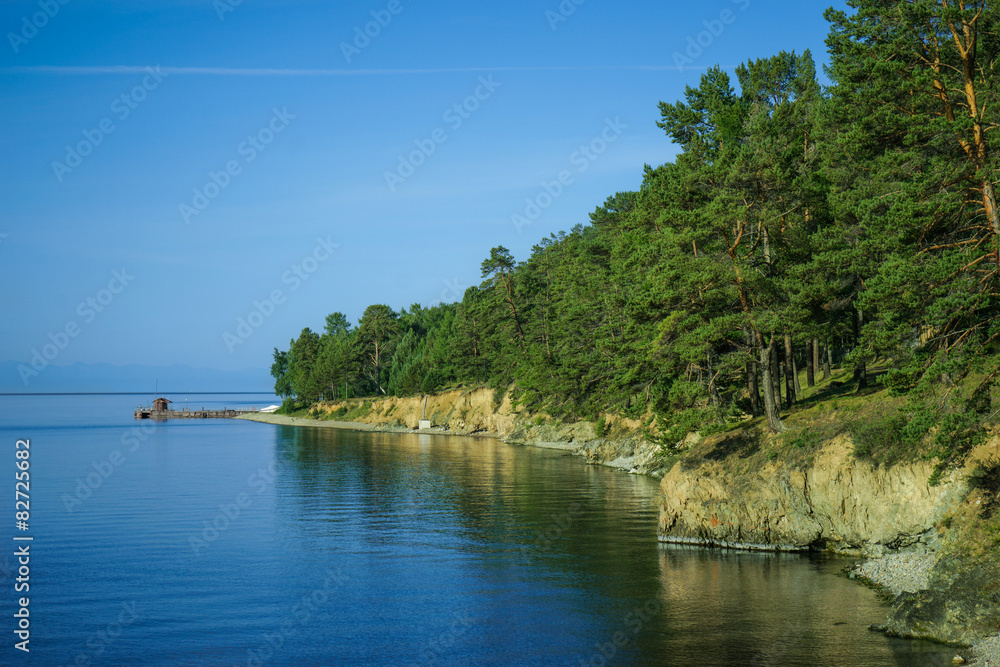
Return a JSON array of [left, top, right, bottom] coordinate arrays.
[[0, 394, 957, 666]]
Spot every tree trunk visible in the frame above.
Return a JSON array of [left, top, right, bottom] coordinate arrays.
[[707, 352, 722, 410], [854, 310, 867, 389], [824, 342, 832, 379], [747, 362, 762, 417], [806, 338, 816, 387], [812, 338, 821, 383], [505, 296, 526, 349], [372, 340, 385, 395], [745, 326, 762, 417], [771, 342, 782, 412], [757, 332, 786, 433], [983, 179, 1000, 236], [543, 256, 553, 361], [500, 273, 527, 352], [779, 360, 788, 409], [783, 333, 796, 406], [792, 350, 802, 397]]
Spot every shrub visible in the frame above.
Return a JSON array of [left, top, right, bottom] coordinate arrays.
[[969, 462, 1000, 520], [661, 408, 717, 448], [927, 410, 988, 485], [850, 415, 911, 465], [786, 429, 823, 450]]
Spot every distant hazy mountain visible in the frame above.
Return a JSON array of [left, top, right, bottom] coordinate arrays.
[[0, 361, 273, 393]]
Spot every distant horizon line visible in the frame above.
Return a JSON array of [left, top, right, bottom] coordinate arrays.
[[0, 64, 717, 76], [0, 391, 277, 396]]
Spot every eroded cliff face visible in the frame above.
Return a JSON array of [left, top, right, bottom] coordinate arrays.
[[658, 435, 968, 554], [351, 387, 521, 436], [280, 390, 1000, 646], [658, 431, 1000, 647], [314, 388, 668, 475]]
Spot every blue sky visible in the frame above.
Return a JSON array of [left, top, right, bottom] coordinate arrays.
[[1, 0, 849, 384]]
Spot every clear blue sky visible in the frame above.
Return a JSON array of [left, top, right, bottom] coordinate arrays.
[[1, 0, 849, 379]]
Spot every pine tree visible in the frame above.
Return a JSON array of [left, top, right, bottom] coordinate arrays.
[[825, 1, 1000, 390], [356, 305, 400, 395]]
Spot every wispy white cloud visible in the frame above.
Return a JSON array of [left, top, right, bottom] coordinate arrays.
[[0, 64, 709, 76]]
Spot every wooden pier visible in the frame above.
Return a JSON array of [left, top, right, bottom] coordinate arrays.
[[134, 408, 257, 420], [134, 397, 259, 420]]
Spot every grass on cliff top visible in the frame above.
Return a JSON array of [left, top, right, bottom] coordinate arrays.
[[275, 400, 312, 418], [673, 362, 998, 474], [672, 368, 882, 470], [309, 400, 374, 422], [276, 396, 376, 422]]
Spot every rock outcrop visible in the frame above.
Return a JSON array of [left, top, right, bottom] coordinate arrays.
[[250, 389, 1000, 650], [290, 388, 669, 475], [658, 435, 968, 554], [658, 429, 1000, 650]]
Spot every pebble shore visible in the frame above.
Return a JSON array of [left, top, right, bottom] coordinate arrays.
[[853, 552, 935, 596], [971, 635, 1000, 666], [853, 552, 999, 665]]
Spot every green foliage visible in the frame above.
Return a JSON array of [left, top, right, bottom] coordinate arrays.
[[270, 348, 293, 398], [356, 304, 401, 395], [593, 416, 608, 438], [289, 328, 323, 404], [266, 4, 1000, 454], [491, 384, 508, 412], [969, 462, 1000, 520], [785, 429, 823, 450], [343, 400, 373, 421], [850, 395, 987, 475], [850, 415, 910, 466], [660, 408, 718, 448], [928, 411, 989, 485], [849, 403, 941, 467], [324, 312, 351, 338]]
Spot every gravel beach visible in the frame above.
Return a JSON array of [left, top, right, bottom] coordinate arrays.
[[853, 552, 935, 597], [970, 634, 1000, 666], [853, 552, 999, 665]]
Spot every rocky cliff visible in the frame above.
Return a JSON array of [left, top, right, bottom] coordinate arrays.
[[658, 434, 968, 554], [260, 387, 1000, 650], [303, 387, 669, 475], [657, 428, 1000, 649]]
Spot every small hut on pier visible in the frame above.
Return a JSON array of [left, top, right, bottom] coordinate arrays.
[[153, 397, 172, 413]]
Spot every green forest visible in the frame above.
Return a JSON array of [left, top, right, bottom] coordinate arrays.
[[271, 1, 1000, 450]]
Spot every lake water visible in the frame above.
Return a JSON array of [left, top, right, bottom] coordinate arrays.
[[0, 393, 957, 666]]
